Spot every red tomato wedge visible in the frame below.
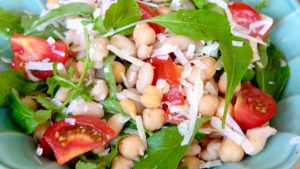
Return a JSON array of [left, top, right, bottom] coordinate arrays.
[[10, 34, 69, 79], [229, 2, 272, 38], [232, 83, 277, 129], [40, 115, 116, 165], [151, 56, 185, 124], [138, 2, 165, 34]]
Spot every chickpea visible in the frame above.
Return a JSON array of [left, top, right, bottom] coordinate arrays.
[[112, 61, 126, 83], [218, 137, 244, 162], [157, 5, 172, 15], [136, 63, 154, 93], [126, 64, 140, 88], [119, 135, 145, 161], [111, 155, 134, 169], [46, 0, 59, 9], [107, 114, 130, 135], [200, 140, 221, 161], [218, 73, 241, 94], [21, 97, 38, 111], [137, 45, 153, 60], [215, 98, 233, 118], [198, 94, 219, 116], [72, 102, 104, 118], [180, 156, 201, 169], [126, 88, 145, 114], [110, 34, 136, 56], [142, 108, 165, 131], [54, 87, 69, 102], [200, 57, 216, 81], [33, 121, 50, 141], [246, 126, 277, 156], [185, 140, 202, 157], [90, 37, 109, 69], [163, 35, 195, 51], [133, 23, 156, 47], [140, 85, 162, 109], [120, 99, 137, 117], [90, 80, 109, 102]]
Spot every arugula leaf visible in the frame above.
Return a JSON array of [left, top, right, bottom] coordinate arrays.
[[102, 98, 126, 114], [21, 14, 66, 39], [36, 96, 60, 111], [26, 3, 94, 34], [255, 0, 270, 11], [103, 0, 142, 35], [134, 117, 210, 169], [192, 0, 206, 9], [103, 55, 118, 98], [0, 8, 23, 39], [98, 144, 119, 168], [242, 69, 255, 81], [9, 90, 51, 134], [93, 17, 106, 34], [255, 44, 290, 101], [75, 161, 98, 169], [0, 70, 45, 106]]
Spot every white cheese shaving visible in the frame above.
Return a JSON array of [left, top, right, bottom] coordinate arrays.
[[157, 33, 167, 43], [190, 59, 207, 70], [97, 148, 111, 157], [231, 29, 267, 46], [198, 128, 214, 134], [181, 66, 193, 79], [199, 160, 222, 169], [24, 68, 41, 82], [107, 45, 145, 67], [119, 89, 141, 103], [173, 47, 189, 66], [186, 43, 196, 59], [205, 81, 218, 96], [134, 116, 147, 149], [250, 41, 260, 62], [232, 40, 244, 47], [156, 79, 170, 94], [179, 78, 193, 89], [249, 15, 273, 36], [47, 36, 55, 45], [36, 146, 43, 156], [290, 136, 300, 145], [120, 72, 129, 88], [51, 98, 62, 106], [26, 62, 54, 71], [65, 118, 76, 125], [151, 43, 177, 57], [200, 41, 219, 56]]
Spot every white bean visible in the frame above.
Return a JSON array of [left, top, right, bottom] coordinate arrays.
[[185, 140, 202, 157], [119, 135, 145, 161], [54, 87, 69, 102], [90, 37, 109, 69], [107, 114, 129, 135], [142, 108, 165, 131], [218, 137, 244, 162], [133, 23, 156, 47], [137, 45, 153, 60], [126, 64, 140, 88], [200, 57, 216, 81], [218, 72, 241, 94], [163, 35, 195, 51], [72, 101, 104, 118], [200, 140, 221, 161], [111, 155, 134, 169], [136, 63, 154, 93], [90, 80, 108, 101], [110, 34, 136, 56], [198, 94, 219, 116]]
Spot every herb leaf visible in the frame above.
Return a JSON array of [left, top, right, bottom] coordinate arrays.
[[134, 117, 210, 169], [0, 8, 23, 39], [255, 0, 270, 11], [102, 98, 126, 114], [75, 161, 98, 169], [0, 70, 45, 106], [103, 55, 118, 98], [192, 0, 206, 9], [255, 43, 290, 101], [9, 90, 51, 134], [26, 3, 94, 34], [103, 0, 142, 35]]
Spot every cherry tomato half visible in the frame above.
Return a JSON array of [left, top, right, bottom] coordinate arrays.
[[138, 2, 165, 34], [151, 56, 185, 124], [229, 2, 272, 38], [10, 34, 69, 79], [232, 83, 277, 129], [40, 115, 116, 165]]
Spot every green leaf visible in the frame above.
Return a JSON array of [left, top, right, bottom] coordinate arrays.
[[26, 3, 94, 34], [242, 69, 255, 81], [46, 77, 59, 97], [75, 161, 98, 169], [192, 0, 206, 9], [255, 0, 270, 11], [255, 44, 290, 101], [0, 70, 45, 106], [9, 90, 51, 134], [194, 132, 204, 142], [103, 55, 118, 98], [94, 17, 106, 34], [36, 96, 60, 111], [0, 8, 23, 39], [134, 117, 210, 169], [103, 0, 142, 35], [98, 144, 119, 168], [101, 98, 126, 115]]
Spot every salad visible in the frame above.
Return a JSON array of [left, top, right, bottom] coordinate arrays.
[[0, 0, 291, 168]]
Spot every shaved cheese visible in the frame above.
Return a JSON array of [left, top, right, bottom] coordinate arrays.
[[181, 66, 193, 79], [123, 128, 139, 135], [199, 160, 222, 169], [190, 59, 207, 69], [250, 15, 273, 36], [116, 92, 126, 100], [232, 40, 244, 47], [134, 116, 147, 149], [47, 36, 55, 45], [156, 79, 170, 94], [207, 0, 234, 26], [51, 98, 62, 106], [200, 41, 219, 56], [120, 72, 129, 88], [26, 62, 53, 71], [231, 29, 267, 46], [205, 81, 218, 96], [169, 104, 189, 115], [97, 148, 110, 157], [179, 78, 193, 89], [121, 89, 141, 103], [157, 33, 167, 43], [65, 118, 76, 125], [198, 128, 214, 134], [186, 43, 196, 59], [241, 138, 255, 155], [107, 45, 145, 67], [151, 43, 176, 57], [24, 68, 41, 81], [290, 136, 300, 145], [250, 41, 260, 62], [36, 146, 43, 156]]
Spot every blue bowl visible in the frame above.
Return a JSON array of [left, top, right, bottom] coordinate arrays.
[[1, 0, 300, 168]]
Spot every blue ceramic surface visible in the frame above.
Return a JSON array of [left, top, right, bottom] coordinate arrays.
[[1, 0, 300, 169]]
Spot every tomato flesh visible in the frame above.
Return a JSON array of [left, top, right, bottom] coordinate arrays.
[[40, 115, 116, 165], [232, 83, 277, 129], [151, 56, 185, 124], [10, 34, 69, 79], [138, 2, 165, 34], [229, 2, 272, 38]]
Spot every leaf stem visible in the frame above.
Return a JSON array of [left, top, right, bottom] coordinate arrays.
[[102, 20, 147, 38], [78, 27, 91, 87]]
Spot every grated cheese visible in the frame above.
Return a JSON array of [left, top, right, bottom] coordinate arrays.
[[120, 72, 129, 88], [232, 40, 244, 47], [205, 81, 218, 96], [151, 43, 177, 57], [250, 41, 260, 62], [107, 45, 145, 67], [51, 98, 62, 106], [65, 118, 76, 125], [36, 146, 43, 156], [181, 66, 193, 79], [200, 41, 219, 56], [186, 43, 196, 59], [134, 116, 147, 149], [156, 79, 170, 94], [97, 148, 110, 157], [26, 62, 54, 71], [120, 89, 141, 103], [47, 36, 56, 45], [157, 33, 167, 43], [24, 68, 41, 81], [190, 59, 207, 70]]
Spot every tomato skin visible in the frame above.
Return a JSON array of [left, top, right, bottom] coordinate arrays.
[[232, 83, 277, 129], [229, 2, 272, 38], [10, 34, 69, 79], [138, 2, 165, 34], [40, 115, 116, 165]]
